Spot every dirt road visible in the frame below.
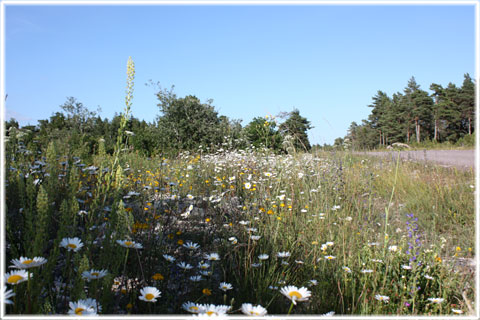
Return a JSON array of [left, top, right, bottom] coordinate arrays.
[[356, 149, 475, 170]]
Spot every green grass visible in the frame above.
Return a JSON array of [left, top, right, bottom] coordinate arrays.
[[3, 144, 475, 316]]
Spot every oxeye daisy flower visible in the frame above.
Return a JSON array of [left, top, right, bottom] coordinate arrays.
[[81, 269, 108, 281], [59, 237, 84, 252], [68, 301, 95, 315], [258, 254, 269, 260], [361, 269, 373, 273], [68, 298, 101, 315], [139, 286, 161, 302], [201, 304, 231, 316], [219, 282, 233, 292], [241, 303, 268, 316], [252, 263, 262, 268], [324, 255, 336, 260], [277, 251, 291, 258], [388, 245, 398, 252], [250, 235, 261, 241], [451, 308, 463, 314], [427, 298, 444, 304], [183, 301, 205, 314], [309, 279, 318, 286], [198, 262, 210, 270], [401, 265, 412, 270], [4, 270, 30, 285], [163, 254, 175, 262], [190, 275, 203, 282], [10, 257, 47, 269], [177, 262, 193, 270], [375, 294, 390, 303], [183, 241, 200, 250], [228, 237, 238, 244], [204, 253, 220, 261], [244, 182, 251, 189], [342, 266, 352, 273], [116, 240, 143, 249], [280, 285, 311, 305], [3, 287, 15, 304]]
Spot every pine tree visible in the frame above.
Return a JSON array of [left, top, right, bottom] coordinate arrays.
[[278, 109, 313, 151]]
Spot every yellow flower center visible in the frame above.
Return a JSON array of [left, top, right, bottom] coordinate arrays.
[[75, 307, 85, 315], [206, 311, 215, 316], [190, 306, 198, 311], [22, 259, 34, 264], [67, 244, 77, 249], [91, 272, 99, 276], [145, 293, 154, 300], [125, 241, 133, 246], [7, 275, 23, 284], [289, 291, 302, 299]]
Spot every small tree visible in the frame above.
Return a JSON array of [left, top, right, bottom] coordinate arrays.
[[155, 86, 224, 153], [244, 116, 283, 151], [278, 109, 312, 152]]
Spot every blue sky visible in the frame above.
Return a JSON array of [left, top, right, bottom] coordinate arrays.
[[4, 3, 476, 145]]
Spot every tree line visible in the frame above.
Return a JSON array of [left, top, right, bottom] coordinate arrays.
[[337, 74, 475, 150], [5, 86, 312, 158]]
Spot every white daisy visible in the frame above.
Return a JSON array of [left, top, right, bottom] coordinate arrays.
[[280, 285, 311, 305], [200, 304, 231, 316], [204, 253, 220, 261], [60, 237, 84, 252], [116, 239, 143, 249], [277, 251, 291, 258], [139, 286, 161, 302], [258, 254, 269, 260], [10, 256, 47, 269], [241, 303, 268, 316], [4, 270, 30, 285], [3, 287, 15, 304], [427, 297, 444, 304], [81, 269, 108, 281], [219, 282, 233, 292], [68, 298, 101, 315], [163, 254, 175, 262], [182, 301, 205, 314], [375, 294, 390, 303], [189, 275, 203, 282], [177, 262, 193, 270], [183, 241, 200, 250]]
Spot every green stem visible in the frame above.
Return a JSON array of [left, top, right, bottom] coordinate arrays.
[[287, 301, 295, 315], [27, 271, 31, 313]]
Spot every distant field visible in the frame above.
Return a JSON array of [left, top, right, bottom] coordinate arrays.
[[355, 149, 475, 170]]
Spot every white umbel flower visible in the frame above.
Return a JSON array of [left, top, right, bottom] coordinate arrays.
[[280, 285, 311, 305], [139, 286, 161, 302]]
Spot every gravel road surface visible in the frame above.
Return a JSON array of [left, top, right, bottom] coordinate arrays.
[[357, 149, 475, 170]]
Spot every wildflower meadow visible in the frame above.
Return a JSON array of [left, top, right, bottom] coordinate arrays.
[[3, 58, 476, 317]]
